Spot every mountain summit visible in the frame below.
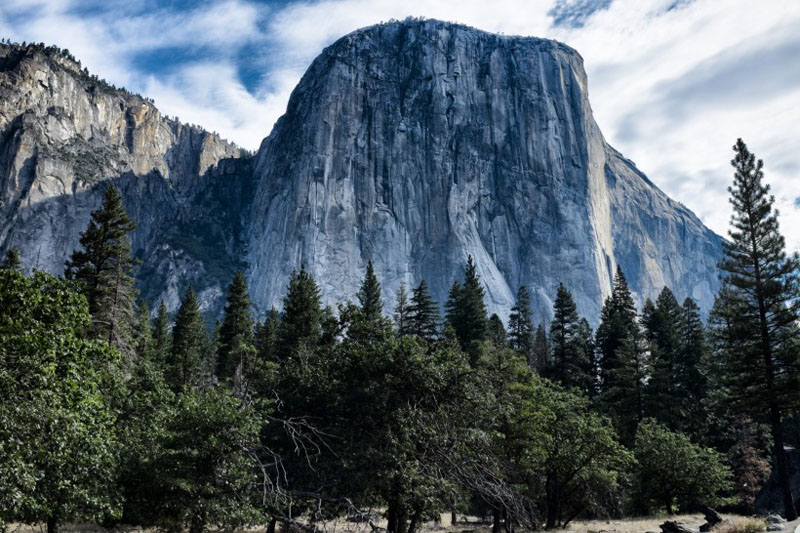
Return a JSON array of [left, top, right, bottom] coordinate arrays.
[[0, 19, 723, 321]]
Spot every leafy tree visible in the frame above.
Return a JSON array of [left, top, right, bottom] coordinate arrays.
[[149, 388, 264, 533], [358, 260, 383, 321], [715, 139, 800, 519], [217, 272, 255, 380], [508, 285, 534, 360], [168, 287, 207, 392], [65, 185, 137, 354], [277, 266, 322, 359], [633, 419, 731, 514], [151, 301, 171, 366], [408, 280, 439, 343], [0, 270, 121, 533], [1, 248, 21, 271], [548, 283, 593, 392]]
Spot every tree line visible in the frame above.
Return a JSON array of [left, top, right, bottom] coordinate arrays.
[[1, 139, 798, 532]]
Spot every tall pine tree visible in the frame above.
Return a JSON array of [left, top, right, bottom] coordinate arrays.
[[715, 139, 800, 519], [151, 301, 171, 366], [642, 288, 683, 430], [65, 185, 137, 354], [217, 272, 255, 379], [507, 285, 534, 361], [394, 283, 411, 337], [408, 280, 439, 343], [358, 260, 383, 321], [168, 287, 207, 392], [548, 283, 593, 392], [445, 255, 488, 353], [278, 266, 323, 359]]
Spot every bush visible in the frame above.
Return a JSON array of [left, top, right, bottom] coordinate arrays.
[[633, 419, 732, 513], [714, 517, 765, 533]]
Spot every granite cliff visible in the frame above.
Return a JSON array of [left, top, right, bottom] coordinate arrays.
[[0, 20, 724, 322]]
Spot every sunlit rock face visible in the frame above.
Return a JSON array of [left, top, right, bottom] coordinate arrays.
[[246, 19, 723, 322], [0, 20, 723, 323]]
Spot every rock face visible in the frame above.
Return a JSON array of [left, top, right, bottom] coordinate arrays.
[[0, 20, 724, 323], [246, 19, 723, 321], [0, 43, 254, 314]]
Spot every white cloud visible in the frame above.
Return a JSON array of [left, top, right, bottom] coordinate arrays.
[[1, 0, 799, 250]]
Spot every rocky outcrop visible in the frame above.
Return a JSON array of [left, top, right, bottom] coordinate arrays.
[[0, 20, 724, 323], [0, 43, 254, 314], [246, 19, 723, 321]]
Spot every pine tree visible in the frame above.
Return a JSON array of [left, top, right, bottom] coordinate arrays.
[[715, 138, 800, 519], [255, 308, 280, 363], [488, 314, 507, 348], [1, 248, 21, 272], [532, 322, 549, 369], [728, 417, 770, 514], [132, 300, 152, 361], [168, 287, 207, 392], [596, 267, 647, 444], [278, 266, 322, 358], [394, 283, 411, 337], [679, 297, 709, 438], [507, 285, 534, 361], [445, 256, 488, 352], [217, 272, 254, 379], [151, 301, 171, 366], [65, 185, 137, 354], [548, 283, 593, 392], [408, 280, 439, 343], [642, 288, 683, 430], [358, 260, 383, 321]]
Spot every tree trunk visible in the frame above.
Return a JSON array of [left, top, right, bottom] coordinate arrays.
[[492, 509, 502, 533], [387, 505, 397, 533], [770, 402, 798, 520], [408, 507, 422, 533], [451, 511, 457, 526], [545, 475, 559, 529], [189, 516, 205, 533], [396, 506, 409, 533], [267, 518, 277, 533], [46, 515, 58, 533]]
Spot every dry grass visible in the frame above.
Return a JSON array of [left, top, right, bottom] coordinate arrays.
[[713, 517, 766, 533], [555, 513, 708, 533]]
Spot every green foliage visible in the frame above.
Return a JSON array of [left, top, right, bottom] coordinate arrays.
[[277, 266, 322, 359], [65, 185, 138, 355], [507, 285, 534, 361], [445, 256, 488, 354], [547, 283, 594, 393], [151, 301, 171, 366], [488, 313, 507, 347], [715, 138, 800, 518], [1, 248, 21, 272], [0, 270, 121, 529], [217, 272, 255, 379], [633, 419, 732, 514], [168, 287, 207, 392], [408, 280, 439, 343], [394, 282, 410, 337], [132, 300, 152, 360], [358, 260, 383, 321]]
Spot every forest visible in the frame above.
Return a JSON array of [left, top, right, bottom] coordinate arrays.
[[0, 141, 798, 533]]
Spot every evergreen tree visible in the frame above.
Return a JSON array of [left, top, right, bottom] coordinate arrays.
[[715, 139, 800, 519], [532, 322, 549, 369], [132, 300, 152, 361], [151, 301, 171, 366], [444, 280, 462, 335], [408, 280, 439, 343], [445, 256, 488, 352], [548, 283, 592, 392], [728, 417, 771, 514], [65, 185, 137, 354], [488, 314, 507, 348], [277, 266, 322, 358], [507, 285, 534, 361], [255, 308, 280, 363], [1, 248, 21, 272], [358, 260, 383, 321], [679, 297, 709, 438], [642, 288, 682, 429], [217, 272, 255, 379], [596, 268, 647, 444], [393, 283, 411, 337], [168, 287, 206, 392]]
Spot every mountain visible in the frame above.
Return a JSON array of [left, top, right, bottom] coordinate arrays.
[[0, 20, 724, 323]]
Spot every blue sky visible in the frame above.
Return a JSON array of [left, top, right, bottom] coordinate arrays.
[[1, 0, 799, 250]]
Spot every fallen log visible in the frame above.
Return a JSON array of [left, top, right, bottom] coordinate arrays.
[[699, 506, 723, 532], [660, 521, 697, 533]]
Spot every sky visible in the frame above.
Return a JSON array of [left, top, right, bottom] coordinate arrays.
[[1, 0, 799, 250]]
